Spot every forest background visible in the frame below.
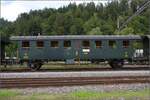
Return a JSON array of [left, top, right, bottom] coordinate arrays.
[[1, 0, 149, 37], [0, 0, 149, 56]]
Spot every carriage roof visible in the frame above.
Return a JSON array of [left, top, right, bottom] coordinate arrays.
[[10, 35, 142, 41]]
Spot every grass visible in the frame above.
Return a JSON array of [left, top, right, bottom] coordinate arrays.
[[70, 89, 150, 100], [0, 88, 149, 100], [0, 90, 19, 97]]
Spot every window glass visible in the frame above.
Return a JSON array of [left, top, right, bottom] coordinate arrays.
[[95, 41, 102, 48], [109, 40, 116, 48], [64, 40, 71, 48], [51, 41, 59, 48], [82, 40, 90, 48], [123, 40, 129, 48], [37, 41, 44, 47], [22, 41, 29, 48]]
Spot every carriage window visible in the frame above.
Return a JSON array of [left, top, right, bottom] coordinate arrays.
[[37, 41, 44, 47], [123, 40, 129, 48], [95, 41, 102, 48], [64, 40, 71, 48], [22, 41, 29, 48], [82, 40, 90, 48], [51, 41, 59, 48], [109, 40, 116, 48]]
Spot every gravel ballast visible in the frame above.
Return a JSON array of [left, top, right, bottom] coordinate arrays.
[[5, 83, 150, 95], [0, 71, 149, 78]]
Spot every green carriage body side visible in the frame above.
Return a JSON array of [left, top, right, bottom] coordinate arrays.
[[11, 35, 142, 62]]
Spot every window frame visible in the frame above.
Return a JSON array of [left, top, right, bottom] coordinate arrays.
[[82, 40, 90, 48], [123, 40, 130, 48], [22, 41, 30, 48], [64, 40, 71, 48], [95, 40, 102, 48], [51, 41, 59, 48], [36, 40, 44, 48], [109, 40, 116, 48]]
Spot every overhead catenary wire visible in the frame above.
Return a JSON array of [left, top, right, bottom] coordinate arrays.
[[118, 0, 150, 31]]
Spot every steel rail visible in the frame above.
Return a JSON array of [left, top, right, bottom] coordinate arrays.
[[1, 66, 150, 72], [0, 76, 149, 88]]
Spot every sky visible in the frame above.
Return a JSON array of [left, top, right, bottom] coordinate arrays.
[[1, 0, 110, 22]]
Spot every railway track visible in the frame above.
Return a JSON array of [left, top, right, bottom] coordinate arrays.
[[0, 76, 150, 88], [1, 66, 150, 72]]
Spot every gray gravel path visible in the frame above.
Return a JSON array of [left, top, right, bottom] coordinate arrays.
[[6, 83, 150, 95], [0, 71, 149, 78]]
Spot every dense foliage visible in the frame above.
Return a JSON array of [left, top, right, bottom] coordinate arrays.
[[1, 0, 149, 57], [0, 0, 149, 37]]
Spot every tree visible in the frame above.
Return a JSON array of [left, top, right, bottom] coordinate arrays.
[[117, 27, 134, 35], [101, 24, 114, 35], [1, 1, 149, 36], [83, 13, 101, 33], [52, 13, 65, 35], [0, 18, 13, 37], [128, 16, 148, 35], [1, 1, 149, 58], [70, 18, 84, 35], [88, 27, 102, 35]]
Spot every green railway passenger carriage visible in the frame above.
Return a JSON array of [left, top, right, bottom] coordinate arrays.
[[10, 35, 150, 70]]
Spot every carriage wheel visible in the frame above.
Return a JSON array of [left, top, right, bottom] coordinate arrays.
[[28, 62, 42, 71], [109, 60, 124, 69]]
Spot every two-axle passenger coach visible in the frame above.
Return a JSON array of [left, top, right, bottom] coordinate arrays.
[[10, 35, 150, 70]]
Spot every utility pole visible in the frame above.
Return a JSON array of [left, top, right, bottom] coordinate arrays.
[[117, 17, 120, 29]]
